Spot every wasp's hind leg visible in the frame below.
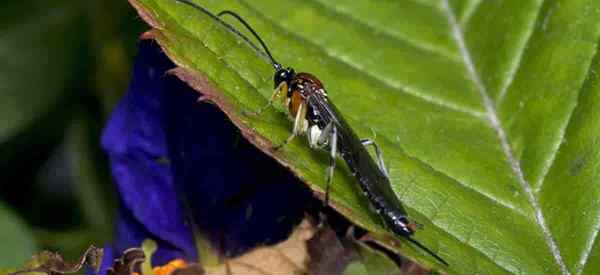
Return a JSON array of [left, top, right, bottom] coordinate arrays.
[[308, 121, 337, 207], [361, 139, 389, 179], [308, 121, 337, 228], [325, 126, 337, 207]]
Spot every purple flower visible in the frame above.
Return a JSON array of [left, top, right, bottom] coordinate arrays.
[[99, 40, 312, 273]]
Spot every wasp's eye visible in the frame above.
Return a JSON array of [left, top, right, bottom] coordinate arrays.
[[273, 67, 295, 88], [273, 69, 286, 87]]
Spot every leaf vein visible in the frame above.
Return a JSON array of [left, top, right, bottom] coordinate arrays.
[[569, 42, 600, 275], [459, 0, 483, 26], [495, 1, 544, 104], [309, 0, 461, 63], [535, 35, 600, 195], [577, 221, 600, 275], [441, 1, 570, 274], [383, 142, 530, 219]]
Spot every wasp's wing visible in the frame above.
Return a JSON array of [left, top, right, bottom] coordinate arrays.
[[305, 90, 408, 216]]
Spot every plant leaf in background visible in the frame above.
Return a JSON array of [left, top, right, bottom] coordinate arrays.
[[128, 0, 600, 274], [0, 202, 36, 267], [0, 0, 82, 147]]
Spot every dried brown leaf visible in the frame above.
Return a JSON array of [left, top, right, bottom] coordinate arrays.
[[10, 246, 103, 275]]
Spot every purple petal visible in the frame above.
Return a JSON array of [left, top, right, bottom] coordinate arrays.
[[101, 40, 195, 258]]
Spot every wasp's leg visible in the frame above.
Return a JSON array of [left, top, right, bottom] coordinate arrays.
[[307, 121, 337, 206], [307, 122, 336, 226], [306, 120, 333, 149], [274, 101, 307, 150], [246, 81, 287, 116], [317, 121, 333, 148], [324, 125, 337, 206], [361, 139, 389, 179]]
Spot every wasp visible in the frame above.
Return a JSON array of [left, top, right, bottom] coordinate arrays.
[[174, 0, 447, 266]]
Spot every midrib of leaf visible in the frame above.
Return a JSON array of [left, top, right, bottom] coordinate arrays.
[[441, 1, 569, 275]]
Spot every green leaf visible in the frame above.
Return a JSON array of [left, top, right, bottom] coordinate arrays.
[[0, 202, 37, 267], [0, 1, 87, 145], [128, 0, 600, 274]]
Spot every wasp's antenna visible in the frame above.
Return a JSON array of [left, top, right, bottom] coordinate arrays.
[[173, 0, 273, 65], [218, 10, 282, 70], [404, 237, 449, 266]]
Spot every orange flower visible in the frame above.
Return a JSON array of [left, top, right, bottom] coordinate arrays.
[[132, 259, 187, 275], [153, 259, 188, 275]]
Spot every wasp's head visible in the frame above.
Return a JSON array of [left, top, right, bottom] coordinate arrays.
[[273, 67, 295, 88]]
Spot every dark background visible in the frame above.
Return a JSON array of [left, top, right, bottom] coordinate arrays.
[[0, 0, 145, 265]]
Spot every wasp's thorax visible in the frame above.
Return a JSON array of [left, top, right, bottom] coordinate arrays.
[[279, 71, 327, 123]]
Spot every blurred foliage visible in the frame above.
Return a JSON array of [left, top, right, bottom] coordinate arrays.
[[0, 202, 36, 266], [0, 0, 145, 267]]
